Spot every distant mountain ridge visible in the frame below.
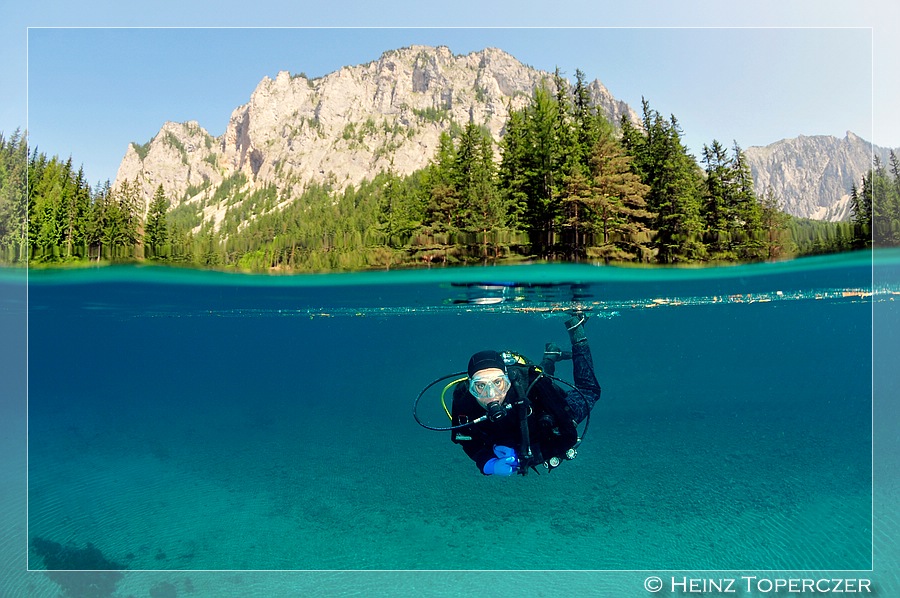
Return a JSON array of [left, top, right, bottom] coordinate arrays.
[[114, 44, 896, 231], [744, 132, 898, 222]]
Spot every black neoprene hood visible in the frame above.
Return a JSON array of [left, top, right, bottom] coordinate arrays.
[[467, 350, 507, 377]]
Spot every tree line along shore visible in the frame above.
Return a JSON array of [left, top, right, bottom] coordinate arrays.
[[2, 74, 896, 271]]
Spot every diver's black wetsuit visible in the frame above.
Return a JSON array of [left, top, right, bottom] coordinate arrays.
[[450, 343, 601, 473]]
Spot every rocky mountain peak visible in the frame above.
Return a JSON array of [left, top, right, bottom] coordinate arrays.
[[115, 45, 638, 227], [115, 120, 222, 209], [114, 44, 893, 232], [744, 132, 897, 221]]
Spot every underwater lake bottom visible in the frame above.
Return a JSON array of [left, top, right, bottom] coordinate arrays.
[[26, 258, 874, 570]]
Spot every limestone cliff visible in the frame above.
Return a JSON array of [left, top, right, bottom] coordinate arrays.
[[114, 44, 895, 230], [116, 121, 224, 207], [114, 45, 638, 228]]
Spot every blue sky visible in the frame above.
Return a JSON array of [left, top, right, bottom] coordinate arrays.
[[5, 2, 900, 187]]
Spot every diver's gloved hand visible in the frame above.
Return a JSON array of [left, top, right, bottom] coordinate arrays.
[[483, 445, 519, 476], [543, 342, 572, 363]]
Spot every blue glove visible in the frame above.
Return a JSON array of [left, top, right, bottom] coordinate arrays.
[[482, 445, 519, 476]]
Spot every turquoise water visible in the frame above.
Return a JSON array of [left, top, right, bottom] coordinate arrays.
[[6, 251, 900, 596]]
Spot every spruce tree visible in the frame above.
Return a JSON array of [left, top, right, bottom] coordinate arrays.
[[758, 186, 791, 259], [559, 162, 594, 258], [889, 151, 900, 245], [497, 107, 530, 232], [111, 179, 142, 258], [424, 132, 461, 234], [455, 122, 503, 260], [700, 140, 765, 259], [870, 157, 900, 247], [623, 101, 705, 263], [0, 130, 28, 262], [701, 139, 733, 255], [587, 129, 654, 262], [552, 68, 579, 177], [87, 180, 111, 260], [891, 151, 900, 199], [30, 156, 68, 260], [572, 69, 597, 165], [70, 167, 93, 258], [524, 82, 564, 255], [857, 171, 872, 248], [729, 142, 765, 259], [145, 184, 170, 259]]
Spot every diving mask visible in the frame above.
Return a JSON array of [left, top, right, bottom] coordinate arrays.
[[469, 373, 511, 400]]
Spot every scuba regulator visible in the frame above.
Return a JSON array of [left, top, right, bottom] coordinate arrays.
[[485, 401, 511, 423]]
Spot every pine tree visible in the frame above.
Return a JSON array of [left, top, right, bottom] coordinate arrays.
[[623, 101, 705, 263], [524, 82, 564, 254], [552, 68, 579, 177], [168, 221, 194, 263], [0, 129, 28, 262], [882, 150, 900, 247], [100, 190, 127, 259], [69, 167, 93, 258], [586, 130, 654, 262], [618, 116, 647, 180], [497, 107, 530, 231], [701, 140, 765, 260], [145, 184, 170, 259], [498, 82, 571, 256], [559, 162, 594, 258], [376, 164, 424, 250], [30, 156, 66, 260], [758, 187, 791, 259], [424, 132, 462, 234], [572, 69, 596, 165], [701, 139, 733, 255], [870, 157, 900, 247], [87, 180, 111, 260], [198, 225, 222, 266], [455, 122, 503, 260], [891, 151, 900, 199], [108, 179, 141, 258], [376, 169, 402, 247], [729, 142, 764, 259]]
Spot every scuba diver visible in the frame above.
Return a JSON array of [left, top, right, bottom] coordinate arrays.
[[449, 312, 602, 476]]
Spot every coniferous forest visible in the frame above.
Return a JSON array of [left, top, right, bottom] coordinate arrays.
[[2, 80, 896, 272]]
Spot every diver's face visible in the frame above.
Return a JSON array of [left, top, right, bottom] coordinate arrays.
[[469, 367, 511, 409]]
